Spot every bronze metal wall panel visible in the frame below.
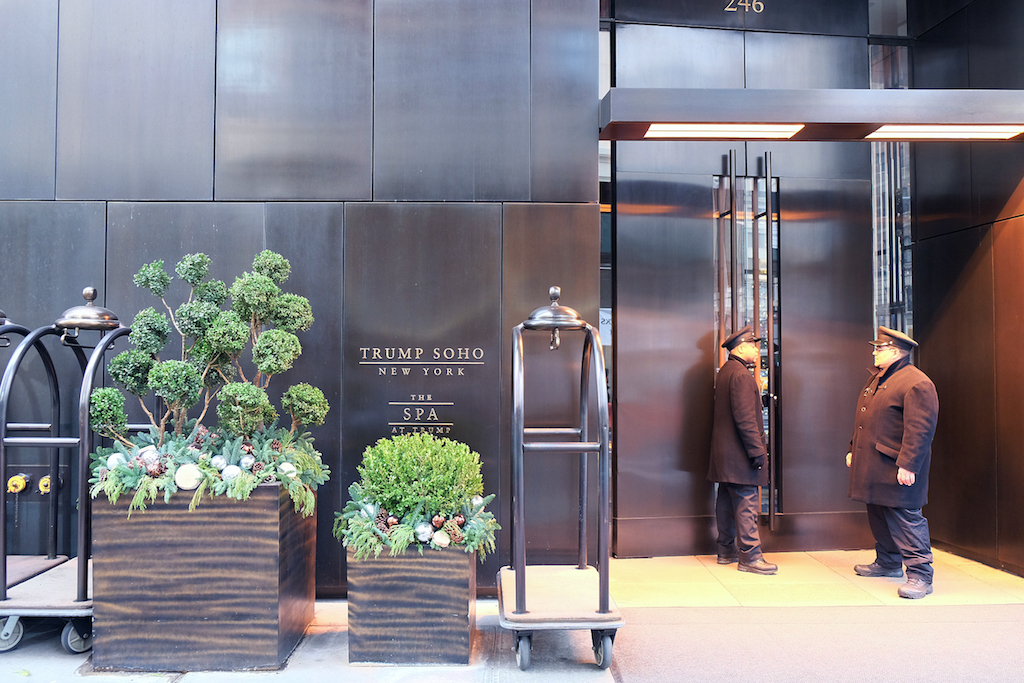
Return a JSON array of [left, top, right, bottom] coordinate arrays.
[[530, 0, 599, 203], [913, 9, 970, 88], [614, 0, 867, 36], [342, 203, 502, 587], [993, 218, 1024, 568], [55, 0, 215, 200], [215, 1, 372, 200], [908, 0, 971, 37], [915, 225, 997, 560], [265, 203, 344, 592], [0, 0, 57, 199], [965, 0, 1024, 227], [777, 177, 872, 514], [614, 173, 716, 527], [372, 1, 530, 201], [501, 203, 601, 565], [615, 24, 745, 90], [912, 143, 974, 240], [744, 32, 868, 90], [752, 143, 870, 181]]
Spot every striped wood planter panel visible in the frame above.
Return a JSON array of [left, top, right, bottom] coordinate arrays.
[[347, 546, 476, 664], [91, 484, 315, 671]]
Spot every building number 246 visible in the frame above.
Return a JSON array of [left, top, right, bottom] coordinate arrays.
[[725, 0, 765, 12]]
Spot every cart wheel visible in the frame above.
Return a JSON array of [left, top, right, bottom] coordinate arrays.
[[0, 617, 24, 652], [594, 633, 613, 670], [515, 633, 532, 670], [60, 621, 92, 654]]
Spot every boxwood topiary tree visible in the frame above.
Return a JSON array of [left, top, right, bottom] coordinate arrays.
[[89, 250, 330, 516]]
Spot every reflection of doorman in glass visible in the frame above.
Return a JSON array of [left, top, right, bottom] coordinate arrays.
[[708, 325, 777, 575], [847, 326, 939, 599]]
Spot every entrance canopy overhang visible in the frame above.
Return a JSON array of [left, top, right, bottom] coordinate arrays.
[[599, 88, 1024, 141]]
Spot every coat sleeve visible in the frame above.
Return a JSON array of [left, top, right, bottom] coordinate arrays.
[[729, 370, 767, 460], [896, 379, 939, 473]]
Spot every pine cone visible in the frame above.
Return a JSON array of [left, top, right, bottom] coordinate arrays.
[[443, 520, 464, 544], [252, 462, 266, 476], [271, 439, 282, 452], [375, 508, 390, 533]]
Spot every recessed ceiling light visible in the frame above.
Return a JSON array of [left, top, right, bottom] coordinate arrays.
[[866, 125, 1024, 140], [644, 123, 805, 139]]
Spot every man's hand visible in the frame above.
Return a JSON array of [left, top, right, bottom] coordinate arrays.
[[752, 455, 766, 470], [897, 467, 916, 486], [846, 452, 852, 468]]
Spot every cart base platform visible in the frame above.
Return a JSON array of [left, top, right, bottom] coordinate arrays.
[[6, 555, 69, 589], [1, 557, 91, 617], [497, 565, 623, 630]]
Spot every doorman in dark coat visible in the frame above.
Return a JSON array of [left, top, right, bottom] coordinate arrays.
[[708, 325, 777, 575], [847, 326, 938, 599]]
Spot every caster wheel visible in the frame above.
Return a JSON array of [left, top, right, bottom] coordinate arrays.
[[594, 633, 613, 670], [61, 621, 92, 654], [515, 634, 532, 670], [0, 617, 24, 652]]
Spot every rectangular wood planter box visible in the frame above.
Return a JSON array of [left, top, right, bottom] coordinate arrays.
[[91, 484, 316, 671], [347, 546, 476, 664]]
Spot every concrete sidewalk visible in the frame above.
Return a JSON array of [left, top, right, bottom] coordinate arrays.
[[1, 599, 614, 683]]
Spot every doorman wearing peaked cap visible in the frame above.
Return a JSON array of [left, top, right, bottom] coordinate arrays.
[[708, 325, 777, 575], [847, 326, 938, 599]]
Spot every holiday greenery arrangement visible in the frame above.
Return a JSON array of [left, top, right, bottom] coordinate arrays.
[[334, 433, 499, 561], [89, 251, 330, 517]]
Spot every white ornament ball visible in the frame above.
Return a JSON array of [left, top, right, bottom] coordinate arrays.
[[471, 495, 484, 508], [211, 455, 228, 471], [174, 463, 203, 490], [240, 454, 256, 470], [139, 445, 160, 466], [415, 522, 433, 542], [106, 453, 127, 469], [221, 465, 242, 481], [432, 530, 451, 548], [278, 462, 297, 479]]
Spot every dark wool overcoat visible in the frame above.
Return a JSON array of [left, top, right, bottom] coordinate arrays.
[[848, 356, 938, 509], [708, 355, 768, 487]]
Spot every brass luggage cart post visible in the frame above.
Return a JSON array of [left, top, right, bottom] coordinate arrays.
[[500, 286, 623, 671]]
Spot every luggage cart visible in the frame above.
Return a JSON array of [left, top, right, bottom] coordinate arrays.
[[498, 287, 623, 671], [0, 290, 128, 652]]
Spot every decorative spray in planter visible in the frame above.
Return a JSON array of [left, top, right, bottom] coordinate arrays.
[[334, 432, 499, 560], [88, 251, 330, 516]]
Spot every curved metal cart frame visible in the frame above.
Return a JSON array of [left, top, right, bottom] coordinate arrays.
[[498, 287, 623, 671], [0, 295, 128, 652]]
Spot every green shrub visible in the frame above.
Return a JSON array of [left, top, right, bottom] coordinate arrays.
[[358, 433, 483, 517], [282, 383, 329, 432], [216, 382, 277, 437], [334, 434, 498, 561], [88, 251, 330, 516]]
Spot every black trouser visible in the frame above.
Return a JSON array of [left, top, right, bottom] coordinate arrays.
[[715, 483, 762, 563], [866, 503, 933, 582]]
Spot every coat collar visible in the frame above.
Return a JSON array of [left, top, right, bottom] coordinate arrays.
[[871, 354, 912, 384]]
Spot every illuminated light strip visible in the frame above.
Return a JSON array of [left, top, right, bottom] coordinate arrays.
[[867, 124, 1024, 140], [644, 123, 805, 139]]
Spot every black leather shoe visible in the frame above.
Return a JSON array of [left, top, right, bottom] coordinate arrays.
[[717, 555, 738, 565], [897, 577, 933, 599], [738, 558, 778, 575], [854, 562, 903, 578]]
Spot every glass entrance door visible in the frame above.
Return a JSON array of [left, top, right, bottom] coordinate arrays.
[[713, 153, 780, 525]]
